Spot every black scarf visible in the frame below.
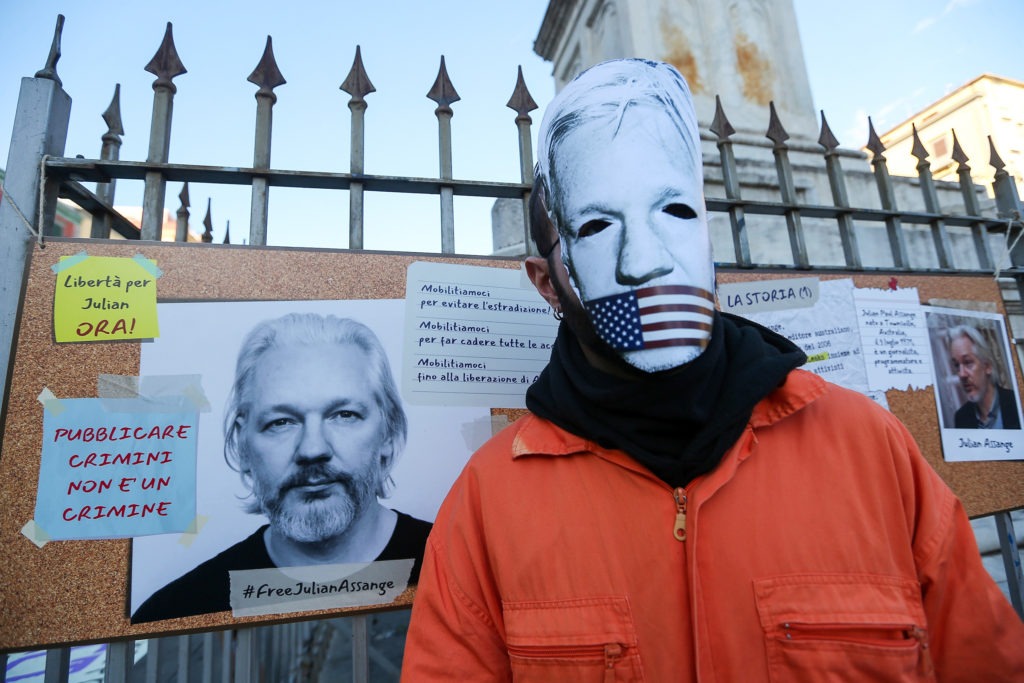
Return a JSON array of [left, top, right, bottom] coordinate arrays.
[[526, 312, 806, 488]]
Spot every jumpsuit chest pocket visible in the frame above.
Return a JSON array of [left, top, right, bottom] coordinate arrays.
[[502, 596, 645, 682], [754, 573, 934, 682]]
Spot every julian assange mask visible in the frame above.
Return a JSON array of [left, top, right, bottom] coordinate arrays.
[[537, 59, 714, 373], [548, 100, 714, 372]]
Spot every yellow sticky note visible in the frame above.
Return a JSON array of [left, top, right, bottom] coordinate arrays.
[[53, 254, 160, 342]]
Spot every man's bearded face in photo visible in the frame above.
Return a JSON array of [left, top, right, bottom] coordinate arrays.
[[551, 105, 715, 372], [949, 335, 993, 404], [238, 342, 391, 544]]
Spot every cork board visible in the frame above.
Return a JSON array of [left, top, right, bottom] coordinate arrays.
[[1, 238, 1022, 651]]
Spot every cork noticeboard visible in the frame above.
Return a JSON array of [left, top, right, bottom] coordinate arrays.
[[1, 238, 1022, 652]]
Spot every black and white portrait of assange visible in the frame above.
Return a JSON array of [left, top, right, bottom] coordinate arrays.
[[130, 300, 491, 622]]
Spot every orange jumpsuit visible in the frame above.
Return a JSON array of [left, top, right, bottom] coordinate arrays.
[[403, 371, 1024, 681]]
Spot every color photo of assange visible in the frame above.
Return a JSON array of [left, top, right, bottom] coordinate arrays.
[[130, 300, 489, 622], [926, 308, 1022, 431]]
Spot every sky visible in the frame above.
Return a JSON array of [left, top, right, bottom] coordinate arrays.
[[1, 0, 1021, 256]]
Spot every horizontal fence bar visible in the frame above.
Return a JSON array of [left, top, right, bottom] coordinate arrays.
[[45, 158, 529, 198], [57, 180, 140, 239], [712, 263, 1009, 276], [46, 159, 1012, 234], [703, 198, 1011, 229]]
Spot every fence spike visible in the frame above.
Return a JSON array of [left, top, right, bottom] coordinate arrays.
[[145, 22, 187, 91], [340, 46, 375, 103], [865, 117, 885, 158], [910, 123, 952, 267], [202, 198, 213, 243], [175, 183, 190, 242], [93, 81, 122, 238], [819, 110, 861, 268], [248, 36, 286, 102], [224, 220, 231, 244], [765, 101, 789, 148], [817, 110, 839, 151], [950, 129, 970, 168], [427, 56, 460, 113], [988, 135, 1006, 172], [102, 84, 124, 137], [35, 14, 64, 85], [910, 123, 929, 162], [948, 128, 991, 267], [710, 95, 735, 140], [506, 66, 538, 119]]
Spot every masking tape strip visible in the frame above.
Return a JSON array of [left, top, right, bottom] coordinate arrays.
[[22, 520, 51, 548], [181, 382, 212, 412], [132, 253, 163, 278], [490, 414, 509, 436], [461, 414, 498, 451], [97, 374, 210, 413], [50, 250, 89, 273], [178, 514, 211, 547], [37, 387, 66, 416], [519, 262, 533, 290], [97, 374, 140, 399]]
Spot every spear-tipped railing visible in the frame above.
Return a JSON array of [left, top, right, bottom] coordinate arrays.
[[817, 111, 861, 268], [710, 96, 751, 267], [910, 123, 954, 268], [427, 56, 461, 254], [766, 101, 809, 268], [950, 131, 994, 270], [865, 117, 910, 268], [340, 45, 375, 250], [175, 182, 190, 242], [202, 197, 214, 243], [91, 84, 123, 238], [141, 22, 186, 240], [507, 65, 538, 256], [247, 36, 285, 246]]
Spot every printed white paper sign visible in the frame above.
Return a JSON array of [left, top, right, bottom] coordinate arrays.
[[853, 287, 933, 392], [741, 278, 869, 394], [403, 262, 559, 408]]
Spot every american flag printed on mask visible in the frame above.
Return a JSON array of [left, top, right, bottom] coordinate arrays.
[[584, 285, 715, 351]]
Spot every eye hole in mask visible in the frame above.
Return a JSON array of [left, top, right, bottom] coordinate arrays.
[[663, 203, 696, 219]]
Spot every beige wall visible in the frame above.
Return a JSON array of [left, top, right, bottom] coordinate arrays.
[[877, 74, 1024, 199]]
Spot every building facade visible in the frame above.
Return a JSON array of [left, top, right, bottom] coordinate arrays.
[[877, 74, 1024, 199]]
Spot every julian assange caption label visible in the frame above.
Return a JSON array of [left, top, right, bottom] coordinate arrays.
[[229, 559, 414, 617]]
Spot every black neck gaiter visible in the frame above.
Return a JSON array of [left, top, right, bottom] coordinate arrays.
[[526, 312, 806, 488]]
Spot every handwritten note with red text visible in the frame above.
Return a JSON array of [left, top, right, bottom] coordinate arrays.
[[34, 399, 197, 539]]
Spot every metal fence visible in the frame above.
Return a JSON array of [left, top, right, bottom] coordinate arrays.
[[2, 14, 1023, 683]]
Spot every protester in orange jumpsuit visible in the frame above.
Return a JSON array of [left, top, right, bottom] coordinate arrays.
[[402, 59, 1024, 681]]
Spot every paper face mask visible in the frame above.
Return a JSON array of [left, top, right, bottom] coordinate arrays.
[[553, 110, 715, 372]]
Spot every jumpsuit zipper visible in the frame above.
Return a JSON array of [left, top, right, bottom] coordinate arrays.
[[604, 643, 622, 682], [673, 487, 687, 541]]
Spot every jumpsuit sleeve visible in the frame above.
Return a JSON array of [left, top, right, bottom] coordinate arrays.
[[895, 421, 1024, 681], [401, 466, 512, 682]]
